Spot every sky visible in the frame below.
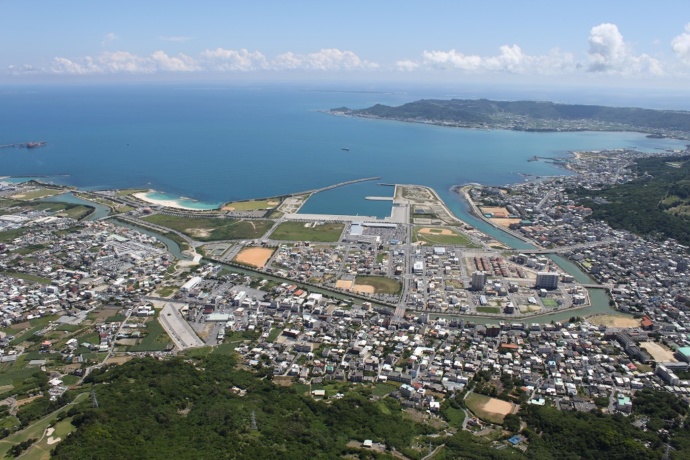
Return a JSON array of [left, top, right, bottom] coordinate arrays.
[[3, 0, 690, 90]]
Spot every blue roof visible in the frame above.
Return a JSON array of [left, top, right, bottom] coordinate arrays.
[[508, 435, 524, 445]]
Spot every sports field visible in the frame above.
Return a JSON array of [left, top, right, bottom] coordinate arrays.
[[234, 247, 275, 268]]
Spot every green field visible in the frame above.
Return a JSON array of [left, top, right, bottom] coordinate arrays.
[[0, 393, 88, 459], [11, 188, 62, 200], [142, 214, 274, 241], [476, 306, 501, 314], [465, 393, 513, 425], [542, 298, 559, 308], [269, 221, 345, 242], [0, 271, 52, 285], [127, 318, 172, 352], [354, 276, 401, 295], [413, 227, 478, 246], [222, 198, 282, 211]]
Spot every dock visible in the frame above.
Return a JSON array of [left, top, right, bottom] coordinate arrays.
[[365, 196, 394, 201]]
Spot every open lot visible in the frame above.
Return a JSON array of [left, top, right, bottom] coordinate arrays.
[[335, 279, 354, 290], [465, 393, 515, 425], [222, 198, 281, 211], [640, 341, 677, 362], [10, 188, 62, 200], [234, 247, 275, 268], [588, 314, 640, 328], [142, 214, 273, 241], [354, 276, 401, 295], [269, 221, 344, 242], [413, 227, 476, 246]]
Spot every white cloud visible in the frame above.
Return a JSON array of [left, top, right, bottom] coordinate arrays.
[[199, 48, 268, 71], [587, 23, 663, 75], [412, 45, 576, 75], [23, 47, 375, 75], [101, 32, 118, 48], [672, 23, 690, 64], [395, 59, 419, 71], [274, 48, 378, 71]]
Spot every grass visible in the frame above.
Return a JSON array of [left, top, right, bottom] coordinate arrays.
[[266, 328, 283, 342], [0, 228, 28, 243], [127, 318, 171, 352], [11, 188, 62, 200], [0, 393, 87, 459], [142, 214, 273, 241], [354, 276, 402, 295], [465, 393, 512, 425], [269, 221, 345, 242], [372, 383, 397, 397], [116, 189, 148, 196], [441, 403, 466, 428], [56, 205, 93, 220], [542, 298, 559, 308], [476, 306, 501, 314], [222, 198, 282, 211], [21, 416, 77, 460], [0, 271, 52, 285], [10, 316, 55, 346], [413, 227, 477, 246]]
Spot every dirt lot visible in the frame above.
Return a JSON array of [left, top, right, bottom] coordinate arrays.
[[489, 217, 522, 228], [640, 341, 677, 362], [234, 247, 275, 268], [105, 356, 134, 365], [335, 279, 354, 290], [482, 398, 514, 416], [588, 314, 640, 328], [479, 206, 511, 216], [352, 284, 375, 294], [419, 227, 453, 235]]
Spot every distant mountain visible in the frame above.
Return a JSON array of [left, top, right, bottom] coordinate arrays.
[[331, 99, 690, 137]]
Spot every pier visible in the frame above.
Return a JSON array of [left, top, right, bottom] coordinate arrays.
[[365, 196, 394, 201], [304, 176, 380, 195]]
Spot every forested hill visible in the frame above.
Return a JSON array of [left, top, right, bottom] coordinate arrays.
[[331, 99, 690, 136]]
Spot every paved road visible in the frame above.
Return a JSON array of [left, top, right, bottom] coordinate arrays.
[[159, 303, 205, 350]]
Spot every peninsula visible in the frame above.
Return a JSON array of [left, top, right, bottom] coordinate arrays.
[[331, 98, 690, 138]]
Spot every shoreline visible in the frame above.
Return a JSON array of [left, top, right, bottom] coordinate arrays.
[[132, 191, 215, 211]]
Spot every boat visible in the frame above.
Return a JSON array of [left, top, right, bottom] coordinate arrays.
[[341, 147, 350, 151], [25, 141, 47, 149]]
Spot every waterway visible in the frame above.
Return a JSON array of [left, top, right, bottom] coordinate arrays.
[[41, 192, 110, 220]]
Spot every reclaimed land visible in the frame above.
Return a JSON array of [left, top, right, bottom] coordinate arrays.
[[268, 221, 344, 242], [141, 214, 273, 241]]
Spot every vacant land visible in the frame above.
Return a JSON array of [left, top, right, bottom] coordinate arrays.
[[640, 341, 677, 362], [335, 279, 354, 290], [588, 314, 640, 328], [269, 221, 344, 242], [354, 276, 401, 295], [465, 393, 514, 425], [142, 214, 273, 241], [222, 198, 281, 211], [476, 306, 500, 314], [11, 188, 62, 200], [234, 247, 275, 268], [413, 227, 476, 246]]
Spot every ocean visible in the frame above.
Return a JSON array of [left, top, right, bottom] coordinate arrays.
[[1, 84, 687, 230]]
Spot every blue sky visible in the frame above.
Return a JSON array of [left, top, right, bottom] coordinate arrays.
[[3, 0, 690, 88]]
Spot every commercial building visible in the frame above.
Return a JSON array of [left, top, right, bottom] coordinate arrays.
[[535, 272, 559, 290], [471, 271, 486, 291]]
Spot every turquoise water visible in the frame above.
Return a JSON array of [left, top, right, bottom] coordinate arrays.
[[1, 84, 686, 225]]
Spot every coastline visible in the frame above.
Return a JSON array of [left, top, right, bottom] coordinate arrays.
[[132, 191, 218, 211]]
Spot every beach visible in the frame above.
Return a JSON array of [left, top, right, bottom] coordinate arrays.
[[133, 191, 212, 211]]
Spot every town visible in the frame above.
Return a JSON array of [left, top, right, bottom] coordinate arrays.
[[1, 145, 690, 456]]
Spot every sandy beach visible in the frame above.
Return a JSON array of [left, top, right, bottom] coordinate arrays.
[[133, 191, 205, 211]]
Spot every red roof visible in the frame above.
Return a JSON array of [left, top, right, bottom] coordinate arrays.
[[640, 316, 653, 327]]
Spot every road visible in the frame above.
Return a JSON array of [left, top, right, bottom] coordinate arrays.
[[159, 303, 205, 350]]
